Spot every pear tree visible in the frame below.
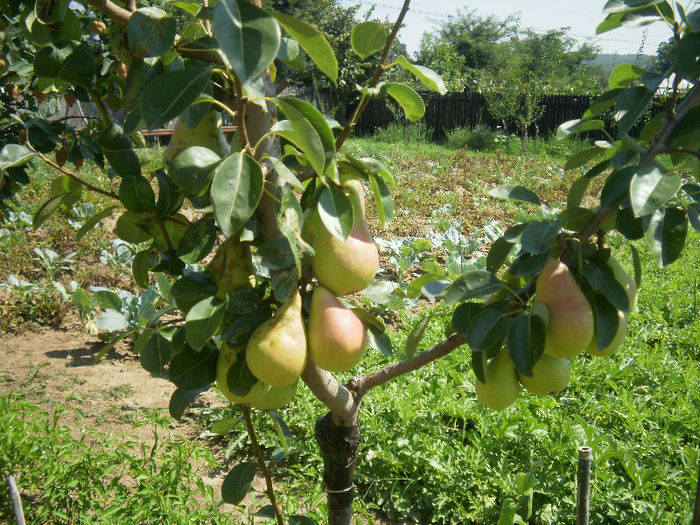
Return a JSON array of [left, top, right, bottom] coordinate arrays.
[[1, 0, 700, 523]]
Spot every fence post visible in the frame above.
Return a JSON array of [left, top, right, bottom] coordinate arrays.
[[576, 446, 592, 525]]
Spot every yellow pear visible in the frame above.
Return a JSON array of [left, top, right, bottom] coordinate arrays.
[[249, 381, 298, 411], [588, 310, 628, 357], [308, 286, 366, 372], [163, 111, 230, 167], [534, 260, 594, 358], [517, 354, 571, 396], [474, 350, 520, 410], [207, 236, 253, 298], [607, 255, 637, 312], [246, 290, 307, 387], [216, 344, 270, 404], [312, 186, 379, 296]]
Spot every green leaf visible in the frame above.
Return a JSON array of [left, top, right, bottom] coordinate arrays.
[[132, 250, 153, 288], [272, 11, 338, 84], [564, 147, 604, 171], [368, 174, 393, 229], [119, 175, 156, 213], [583, 89, 624, 119], [221, 462, 257, 505], [567, 176, 592, 208], [608, 63, 646, 89], [211, 152, 264, 237], [601, 166, 636, 208], [396, 55, 446, 95], [171, 271, 218, 313], [168, 146, 221, 195], [452, 302, 483, 337], [169, 344, 218, 390], [0, 144, 36, 170], [677, 33, 700, 78], [58, 43, 96, 86], [214, 0, 280, 85], [616, 207, 645, 240], [185, 297, 225, 351], [593, 294, 620, 351], [75, 206, 118, 241], [50, 175, 82, 209], [488, 185, 540, 205], [140, 67, 211, 129], [177, 215, 218, 263], [583, 260, 630, 313], [115, 211, 153, 244], [93, 289, 122, 311], [486, 238, 514, 274], [140, 331, 172, 375], [615, 86, 654, 135], [643, 206, 688, 267], [520, 221, 561, 255], [97, 123, 141, 178], [33, 193, 69, 230], [169, 387, 208, 420], [405, 315, 432, 359], [383, 83, 425, 123], [688, 203, 700, 233], [366, 325, 393, 357], [603, 0, 667, 14], [467, 309, 508, 352], [557, 119, 605, 140], [630, 166, 682, 217], [128, 7, 176, 58], [351, 21, 388, 59], [508, 252, 550, 278], [508, 313, 546, 377], [277, 37, 299, 62], [272, 97, 335, 177], [444, 271, 503, 305], [275, 186, 305, 276], [318, 186, 354, 241], [225, 349, 259, 396]]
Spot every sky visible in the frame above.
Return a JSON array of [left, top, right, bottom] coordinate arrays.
[[338, 0, 679, 57]]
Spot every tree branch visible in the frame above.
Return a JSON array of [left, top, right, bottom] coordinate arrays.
[[126, 0, 137, 12], [85, 0, 131, 25], [350, 334, 466, 398], [33, 150, 120, 200], [301, 362, 357, 426], [334, 0, 411, 151]]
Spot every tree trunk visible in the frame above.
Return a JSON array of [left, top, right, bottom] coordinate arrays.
[[315, 413, 361, 525]]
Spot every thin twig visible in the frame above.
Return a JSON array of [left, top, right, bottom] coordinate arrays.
[[665, 146, 700, 160], [87, 88, 112, 125], [240, 405, 284, 525], [334, 0, 411, 151], [34, 150, 120, 200], [157, 221, 173, 251]]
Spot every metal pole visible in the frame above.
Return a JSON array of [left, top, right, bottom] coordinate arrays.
[[576, 446, 592, 525], [7, 475, 26, 525], [692, 460, 700, 525]]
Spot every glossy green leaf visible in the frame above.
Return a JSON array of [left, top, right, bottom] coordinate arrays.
[[351, 21, 388, 59], [630, 166, 682, 217], [616, 207, 645, 240], [383, 83, 425, 122], [57, 43, 96, 86], [508, 251, 550, 278], [396, 55, 446, 95], [486, 237, 514, 274], [119, 175, 156, 213], [171, 271, 218, 313], [75, 206, 118, 241], [600, 166, 636, 208], [97, 123, 141, 177], [615, 86, 654, 135], [643, 206, 688, 267], [211, 152, 264, 237], [115, 211, 153, 244], [369, 173, 393, 228], [488, 185, 541, 205], [557, 119, 605, 140], [214, 0, 280, 85], [593, 294, 621, 351], [507, 313, 546, 377], [677, 33, 700, 78], [33, 193, 68, 230], [583, 89, 624, 119], [466, 309, 508, 352], [128, 7, 176, 58], [140, 331, 172, 375], [687, 203, 700, 232], [444, 271, 503, 305], [564, 147, 604, 171], [272, 11, 338, 84], [169, 387, 208, 420], [603, 0, 667, 13], [186, 297, 225, 351], [567, 176, 592, 208], [132, 250, 153, 288], [452, 302, 483, 337], [318, 185, 354, 241], [275, 186, 305, 276], [177, 215, 218, 263], [50, 175, 82, 209], [366, 325, 393, 357], [583, 260, 630, 313], [140, 67, 211, 129], [168, 146, 221, 195], [405, 315, 432, 359], [221, 462, 257, 505], [0, 144, 36, 170], [608, 63, 646, 89], [520, 220, 561, 254], [277, 37, 299, 62], [169, 344, 218, 390], [272, 97, 335, 178]]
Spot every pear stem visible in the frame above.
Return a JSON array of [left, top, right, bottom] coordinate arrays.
[[240, 405, 285, 525]]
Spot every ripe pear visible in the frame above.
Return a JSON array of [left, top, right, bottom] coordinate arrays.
[[588, 310, 628, 357], [534, 260, 594, 358], [517, 354, 571, 396], [216, 344, 270, 404], [607, 255, 637, 312], [312, 186, 379, 296], [249, 381, 298, 411], [246, 290, 307, 387], [474, 350, 520, 410], [207, 236, 253, 299], [163, 111, 230, 167], [308, 286, 366, 372]]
